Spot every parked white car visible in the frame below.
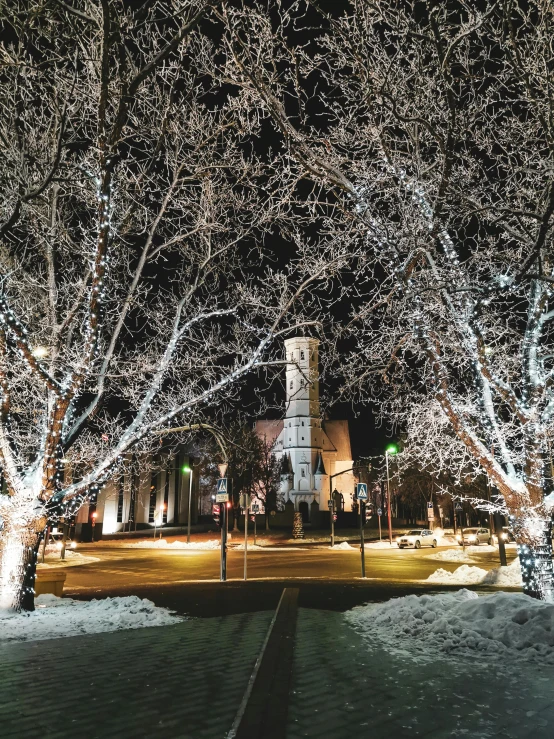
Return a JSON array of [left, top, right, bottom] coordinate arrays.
[[458, 527, 493, 546], [397, 529, 438, 549]]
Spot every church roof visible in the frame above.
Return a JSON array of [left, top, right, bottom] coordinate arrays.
[[322, 420, 352, 461], [314, 452, 326, 475]]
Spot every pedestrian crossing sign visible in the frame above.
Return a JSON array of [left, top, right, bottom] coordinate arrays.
[[356, 483, 368, 501], [217, 478, 227, 494]]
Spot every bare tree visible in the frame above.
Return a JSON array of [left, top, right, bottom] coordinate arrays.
[[0, 1, 343, 611], [223, 1, 554, 599]]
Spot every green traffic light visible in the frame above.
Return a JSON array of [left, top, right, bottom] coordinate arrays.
[[182, 465, 191, 473], [386, 444, 398, 455]]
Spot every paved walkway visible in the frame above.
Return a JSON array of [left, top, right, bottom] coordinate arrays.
[[0, 612, 273, 739], [289, 608, 554, 739], [2, 600, 554, 738]]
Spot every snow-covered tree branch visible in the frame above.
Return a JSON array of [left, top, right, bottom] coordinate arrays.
[[0, 1, 345, 611], [223, 0, 554, 599]]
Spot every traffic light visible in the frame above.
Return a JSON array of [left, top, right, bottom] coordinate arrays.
[[333, 512, 337, 522], [212, 504, 221, 529], [365, 506, 372, 522]]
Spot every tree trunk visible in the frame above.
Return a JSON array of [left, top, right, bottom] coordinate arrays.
[[265, 513, 270, 531], [518, 520, 554, 601], [0, 527, 41, 612]]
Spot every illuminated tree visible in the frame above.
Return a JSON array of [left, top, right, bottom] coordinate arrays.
[[224, 1, 554, 599], [0, 1, 342, 611]]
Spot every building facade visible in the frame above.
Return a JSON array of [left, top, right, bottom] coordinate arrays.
[[77, 450, 199, 539], [255, 337, 354, 518]]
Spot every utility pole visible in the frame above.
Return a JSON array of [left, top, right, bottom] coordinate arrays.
[[385, 445, 398, 546]]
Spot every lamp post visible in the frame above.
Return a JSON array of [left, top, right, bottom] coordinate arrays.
[[183, 462, 193, 544], [385, 444, 398, 546]]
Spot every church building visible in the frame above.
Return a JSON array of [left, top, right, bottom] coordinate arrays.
[[255, 337, 355, 519]]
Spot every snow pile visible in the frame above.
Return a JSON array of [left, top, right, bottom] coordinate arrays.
[[232, 542, 264, 550], [129, 539, 220, 550], [427, 548, 477, 563], [330, 541, 354, 550], [365, 540, 399, 549], [427, 558, 522, 587], [0, 594, 183, 642], [346, 589, 554, 664], [427, 564, 488, 584], [38, 550, 100, 568]]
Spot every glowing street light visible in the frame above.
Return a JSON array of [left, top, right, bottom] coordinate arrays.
[[385, 444, 398, 545]]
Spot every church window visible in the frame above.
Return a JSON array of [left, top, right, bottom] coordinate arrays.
[[300, 350, 305, 360], [301, 468, 305, 477], [301, 421, 304, 426], [302, 437, 304, 440], [289, 380, 293, 390]]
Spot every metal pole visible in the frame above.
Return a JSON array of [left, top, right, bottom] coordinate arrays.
[[60, 521, 68, 560], [220, 503, 227, 581], [187, 464, 193, 544], [386, 452, 393, 545], [329, 476, 334, 547], [244, 503, 248, 580], [360, 501, 366, 578], [254, 510, 257, 546], [494, 511, 507, 567]]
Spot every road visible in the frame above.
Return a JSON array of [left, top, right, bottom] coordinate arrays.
[[60, 542, 516, 616]]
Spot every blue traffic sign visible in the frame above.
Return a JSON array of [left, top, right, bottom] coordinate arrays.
[[377, 508, 382, 516], [217, 478, 227, 494], [356, 483, 368, 501]]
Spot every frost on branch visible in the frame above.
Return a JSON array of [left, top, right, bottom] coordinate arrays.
[[0, 2, 345, 611], [224, 1, 554, 599]]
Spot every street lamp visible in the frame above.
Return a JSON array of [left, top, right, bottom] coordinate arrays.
[[183, 463, 193, 544], [385, 444, 398, 546]]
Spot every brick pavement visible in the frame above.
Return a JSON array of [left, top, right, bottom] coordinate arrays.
[[4, 602, 554, 738], [0, 611, 273, 739], [287, 608, 554, 739]]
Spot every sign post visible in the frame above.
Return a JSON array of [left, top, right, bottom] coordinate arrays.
[[240, 493, 251, 581], [217, 477, 228, 581], [356, 483, 368, 578], [427, 500, 434, 529], [455, 502, 464, 552], [328, 499, 335, 547], [377, 507, 382, 541], [252, 503, 259, 545]]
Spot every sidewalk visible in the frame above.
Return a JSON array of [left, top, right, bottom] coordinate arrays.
[[3, 596, 553, 738], [288, 608, 554, 738], [0, 611, 273, 739]]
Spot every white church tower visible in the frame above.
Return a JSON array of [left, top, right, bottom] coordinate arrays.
[[255, 336, 355, 517], [282, 337, 328, 510]]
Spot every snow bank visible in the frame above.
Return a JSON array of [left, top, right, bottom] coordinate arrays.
[[427, 548, 480, 563], [38, 550, 100, 568], [346, 589, 554, 664], [427, 558, 522, 587], [0, 595, 183, 642], [129, 538, 220, 550], [329, 541, 354, 550]]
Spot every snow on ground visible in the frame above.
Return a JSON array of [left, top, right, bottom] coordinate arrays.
[[38, 550, 100, 568], [427, 544, 516, 562], [427, 558, 522, 587], [128, 538, 220, 550], [329, 541, 354, 550], [0, 595, 183, 642], [346, 588, 554, 665]]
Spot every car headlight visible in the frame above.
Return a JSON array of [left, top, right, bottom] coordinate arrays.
[[70, 542, 77, 548], [501, 533, 508, 540], [56, 541, 63, 549], [468, 535, 476, 541]]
